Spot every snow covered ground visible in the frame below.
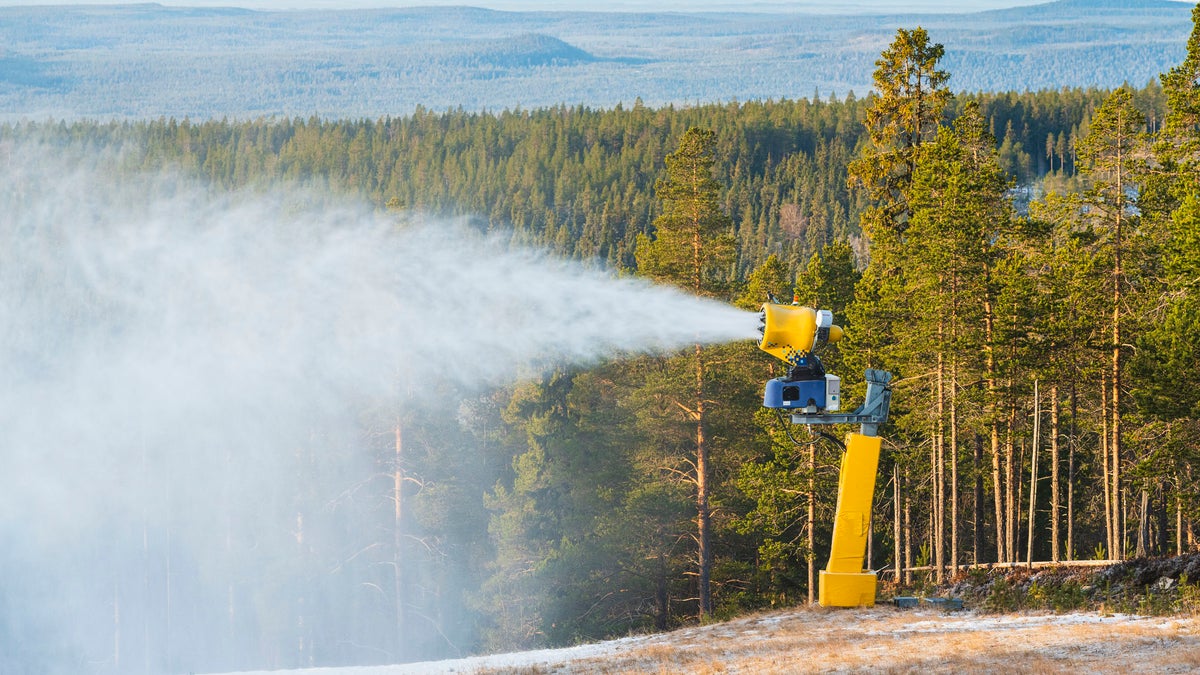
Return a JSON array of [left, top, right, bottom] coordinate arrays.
[[215, 606, 1200, 674]]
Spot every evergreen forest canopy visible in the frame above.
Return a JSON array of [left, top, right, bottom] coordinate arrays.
[[4, 5, 1200, 675], [0, 0, 1190, 120]]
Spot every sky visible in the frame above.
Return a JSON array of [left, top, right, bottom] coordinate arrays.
[[3, 1, 1197, 13], [0, 1, 1057, 13], [2, 0, 1196, 11]]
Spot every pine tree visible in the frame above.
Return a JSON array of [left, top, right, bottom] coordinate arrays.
[[735, 254, 791, 311], [1156, 3, 1200, 199], [634, 126, 736, 619], [844, 24, 953, 397], [794, 240, 860, 317], [1076, 87, 1148, 560], [637, 127, 737, 296], [845, 26, 953, 581], [848, 26, 952, 245]]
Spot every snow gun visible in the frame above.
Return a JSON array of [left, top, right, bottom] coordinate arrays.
[[757, 301, 893, 608], [758, 303, 845, 413]]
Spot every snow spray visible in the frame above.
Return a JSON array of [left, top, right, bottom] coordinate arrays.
[[0, 144, 756, 672]]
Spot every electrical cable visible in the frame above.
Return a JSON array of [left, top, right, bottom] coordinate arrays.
[[774, 408, 846, 452]]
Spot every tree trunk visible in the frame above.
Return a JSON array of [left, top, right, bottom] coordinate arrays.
[[950, 362, 959, 575], [1111, 394, 1122, 561], [935, 312, 946, 583], [985, 291, 1004, 563], [1015, 439, 1024, 563], [893, 462, 903, 584], [1156, 485, 1169, 557], [1027, 381, 1040, 566], [1050, 384, 1060, 562], [694, 343, 712, 618], [904, 493, 913, 584], [393, 421, 406, 658], [1068, 382, 1077, 561], [808, 442, 817, 604], [1177, 483, 1185, 557], [1111, 134, 1125, 563], [1005, 410, 1016, 563], [974, 434, 984, 564], [992, 420, 1005, 563], [936, 307, 945, 581], [1137, 488, 1150, 558], [1101, 373, 1113, 559]]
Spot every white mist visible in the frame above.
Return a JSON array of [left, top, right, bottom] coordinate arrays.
[[0, 145, 756, 673]]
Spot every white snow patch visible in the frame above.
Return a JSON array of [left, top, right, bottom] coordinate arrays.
[[873, 610, 1151, 635], [214, 632, 658, 674]]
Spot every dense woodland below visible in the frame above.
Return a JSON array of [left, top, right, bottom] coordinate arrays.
[[5, 85, 1163, 274], [5, 8, 1200, 675]]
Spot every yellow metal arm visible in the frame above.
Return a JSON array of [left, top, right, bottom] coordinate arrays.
[[819, 432, 882, 607]]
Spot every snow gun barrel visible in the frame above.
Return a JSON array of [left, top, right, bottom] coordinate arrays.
[[756, 302, 843, 365]]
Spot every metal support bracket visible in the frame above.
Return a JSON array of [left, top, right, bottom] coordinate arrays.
[[789, 368, 893, 437]]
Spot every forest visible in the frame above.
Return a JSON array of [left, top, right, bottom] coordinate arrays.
[[3, 7, 1200, 675]]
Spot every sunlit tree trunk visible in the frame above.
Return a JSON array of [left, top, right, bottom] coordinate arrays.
[[973, 434, 984, 565], [1102, 374, 1113, 558], [1027, 381, 1040, 566], [1005, 408, 1016, 563], [893, 463, 903, 584], [985, 294, 1005, 563], [904, 493, 913, 584], [1068, 382, 1078, 561], [809, 442, 817, 603], [694, 344, 712, 617], [1110, 158, 1125, 563], [1177, 485, 1185, 557], [935, 327, 946, 582], [1050, 384, 1061, 562], [950, 358, 960, 574]]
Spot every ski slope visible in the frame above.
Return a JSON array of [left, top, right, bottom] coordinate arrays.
[[213, 605, 1200, 674]]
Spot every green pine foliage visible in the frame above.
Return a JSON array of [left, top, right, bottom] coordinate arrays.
[[636, 126, 737, 296], [2, 86, 1132, 276]]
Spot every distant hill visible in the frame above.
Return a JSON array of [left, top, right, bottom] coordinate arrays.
[[988, 0, 1186, 15], [0, 1, 1191, 120], [441, 34, 601, 69]]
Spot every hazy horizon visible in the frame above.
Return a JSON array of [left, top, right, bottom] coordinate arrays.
[[0, 0, 1055, 14]]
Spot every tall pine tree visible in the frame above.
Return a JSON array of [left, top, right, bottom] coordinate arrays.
[[1076, 87, 1148, 560], [635, 126, 736, 618]]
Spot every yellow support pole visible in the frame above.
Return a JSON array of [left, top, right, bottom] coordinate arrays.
[[819, 432, 882, 607]]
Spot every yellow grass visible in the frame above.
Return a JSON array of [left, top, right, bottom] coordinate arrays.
[[475, 607, 1200, 674]]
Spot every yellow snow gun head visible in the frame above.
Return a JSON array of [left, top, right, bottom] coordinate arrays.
[[757, 303, 843, 365]]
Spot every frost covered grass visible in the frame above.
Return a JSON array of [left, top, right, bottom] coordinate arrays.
[[216, 606, 1200, 674]]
